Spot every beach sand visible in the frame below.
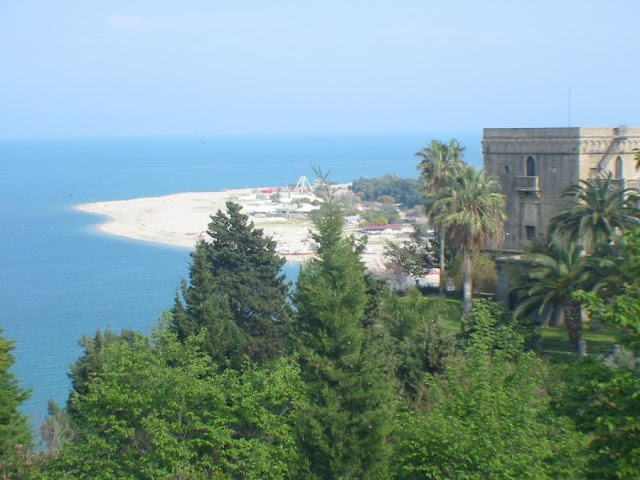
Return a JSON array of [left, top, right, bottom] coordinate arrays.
[[75, 188, 389, 271]]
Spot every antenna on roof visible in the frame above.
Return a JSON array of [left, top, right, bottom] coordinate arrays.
[[568, 87, 572, 127]]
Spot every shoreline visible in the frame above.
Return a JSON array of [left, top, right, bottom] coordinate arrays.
[[75, 188, 389, 271]]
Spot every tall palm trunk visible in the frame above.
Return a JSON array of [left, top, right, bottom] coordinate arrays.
[[462, 249, 473, 317], [563, 301, 582, 351], [439, 224, 446, 297]]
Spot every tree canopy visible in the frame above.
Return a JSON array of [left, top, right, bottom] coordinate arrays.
[[432, 165, 505, 315], [350, 174, 422, 208], [22, 167, 640, 479], [393, 302, 588, 480], [171, 201, 291, 367], [416, 139, 466, 295], [549, 174, 640, 252], [45, 329, 306, 479], [292, 177, 396, 479], [512, 241, 589, 350], [0, 329, 33, 479]]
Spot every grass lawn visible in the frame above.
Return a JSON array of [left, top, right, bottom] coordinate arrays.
[[422, 297, 463, 334], [411, 294, 620, 356], [540, 324, 619, 355]]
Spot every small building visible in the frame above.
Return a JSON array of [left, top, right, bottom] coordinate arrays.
[[345, 215, 361, 226], [362, 224, 404, 235], [294, 204, 319, 214], [249, 204, 277, 216]]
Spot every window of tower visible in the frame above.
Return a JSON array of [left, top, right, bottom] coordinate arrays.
[[526, 156, 536, 176], [615, 156, 623, 180]]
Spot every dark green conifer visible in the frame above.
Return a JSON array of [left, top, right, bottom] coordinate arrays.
[[172, 245, 245, 368], [172, 201, 291, 366], [169, 282, 194, 340], [69, 328, 137, 400], [293, 178, 396, 479], [0, 329, 33, 477]]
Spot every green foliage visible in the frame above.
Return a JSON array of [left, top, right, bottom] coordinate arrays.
[[393, 308, 589, 479], [40, 400, 75, 461], [46, 329, 305, 479], [172, 247, 244, 368], [361, 204, 401, 224], [469, 252, 498, 294], [579, 285, 640, 354], [377, 194, 395, 204], [39, 175, 640, 479], [350, 174, 422, 209], [432, 164, 506, 315], [583, 241, 629, 299], [293, 178, 396, 479], [447, 252, 498, 294], [539, 324, 618, 355], [0, 329, 33, 479], [361, 272, 388, 330], [459, 299, 533, 355], [416, 139, 466, 198], [416, 139, 466, 296], [547, 230, 640, 478], [380, 291, 456, 399], [432, 163, 505, 255], [383, 223, 439, 279], [69, 328, 137, 403], [171, 201, 291, 367], [549, 174, 640, 252], [552, 357, 640, 479], [512, 240, 589, 349], [577, 230, 640, 351]]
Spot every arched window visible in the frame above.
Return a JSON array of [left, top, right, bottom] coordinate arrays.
[[615, 156, 624, 180], [526, 156, 536, 176]]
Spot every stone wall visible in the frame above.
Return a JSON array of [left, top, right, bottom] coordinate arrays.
[[483, 127, 640, 253]]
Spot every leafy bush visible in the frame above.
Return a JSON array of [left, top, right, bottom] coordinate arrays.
[[393, 304, 589, 479], [351, 175, 422, 209]]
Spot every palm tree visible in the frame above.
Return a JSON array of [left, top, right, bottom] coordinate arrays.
[[582, 241, 628, 300], [416, 139, 465, 295], [512, 241, 590, 350], [432, 166, 506, 316], [549, 174, 640, 252]]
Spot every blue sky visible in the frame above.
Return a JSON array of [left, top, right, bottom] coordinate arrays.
[[1, 1, 639, 138]]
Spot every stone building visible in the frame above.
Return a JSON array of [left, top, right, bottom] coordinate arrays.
[[483, 127, 640, 253]]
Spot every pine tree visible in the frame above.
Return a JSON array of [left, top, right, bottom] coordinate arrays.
[[68, 328, 137, 401], [172, 201, 291, 366], [171, 245, 244, 368], [293, 179, 396, 479], [0, 329, 33, 478]]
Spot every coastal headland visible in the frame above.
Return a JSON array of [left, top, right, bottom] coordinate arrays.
[[75, 187, 390, 272]]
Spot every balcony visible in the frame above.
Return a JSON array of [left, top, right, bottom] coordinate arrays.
[[626, 179, 640, 191], [515, 176, 540, 193]]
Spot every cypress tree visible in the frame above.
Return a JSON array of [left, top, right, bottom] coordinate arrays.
[[293, 179, 396, 479]]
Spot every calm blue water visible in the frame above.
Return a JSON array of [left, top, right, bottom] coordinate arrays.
[[0, 133, 481, 426]]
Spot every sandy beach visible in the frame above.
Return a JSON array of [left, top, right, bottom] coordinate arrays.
[[75, 187, 390, 271]]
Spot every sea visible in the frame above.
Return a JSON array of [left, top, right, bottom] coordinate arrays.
[[0, 133, 481, 430]]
